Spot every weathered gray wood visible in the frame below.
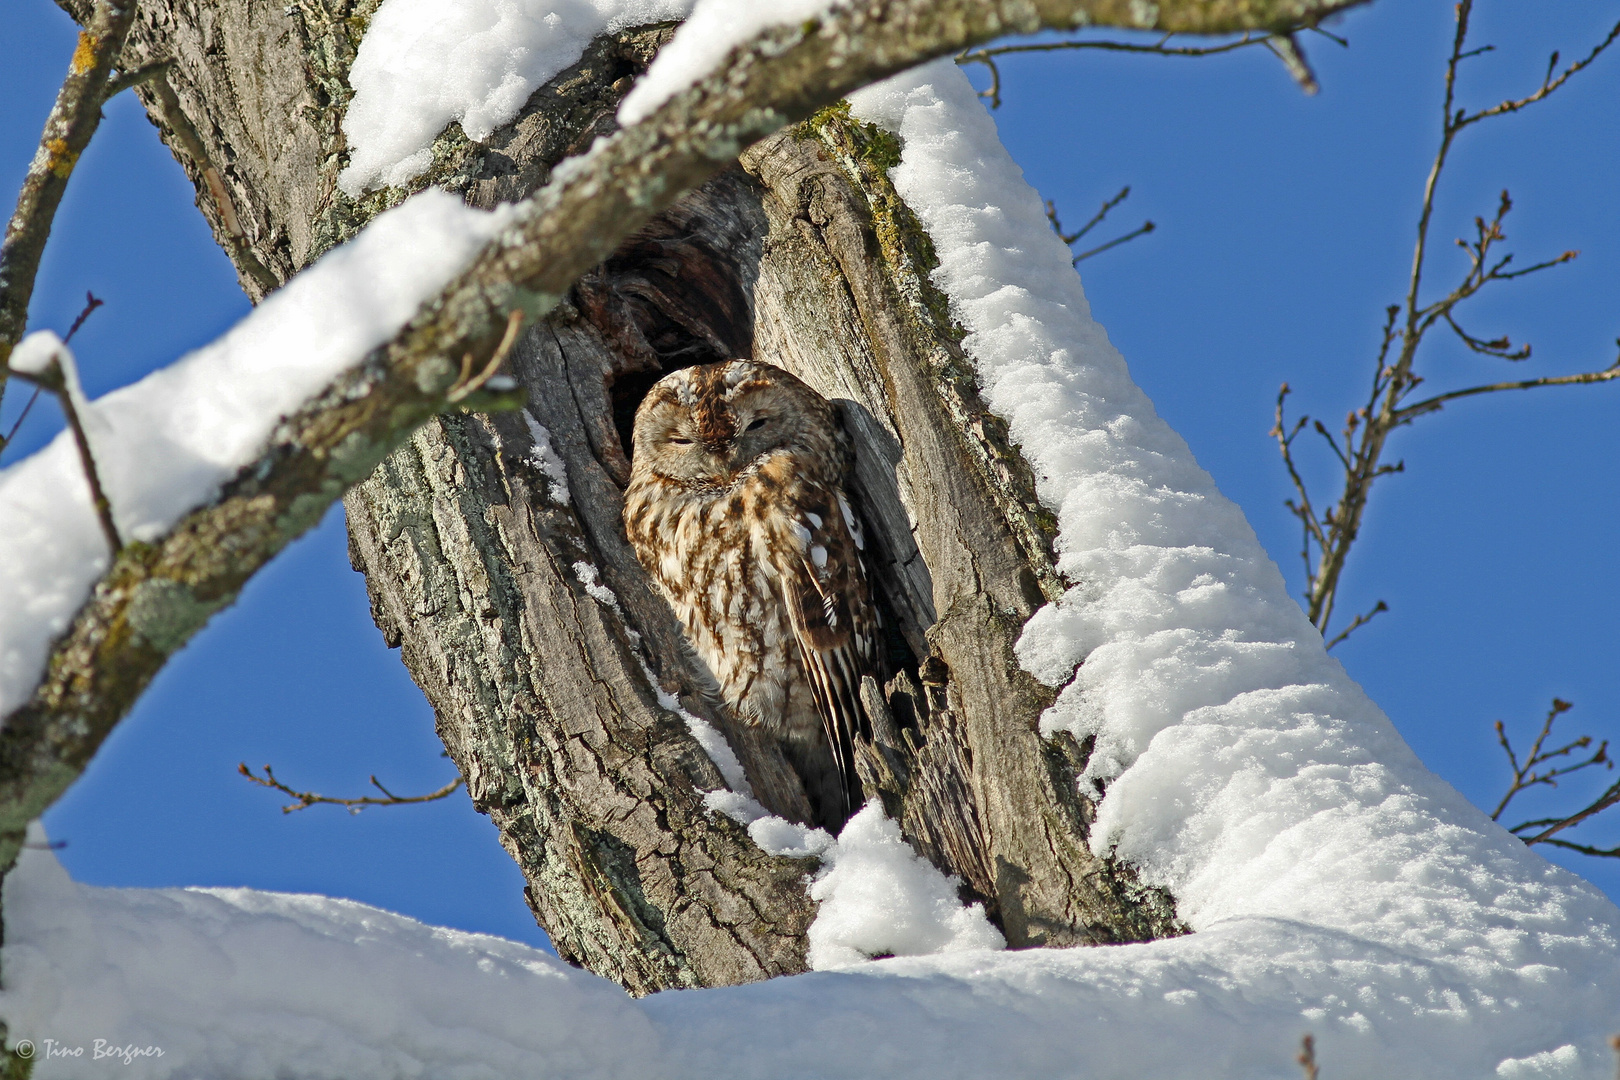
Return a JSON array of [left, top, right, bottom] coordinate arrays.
[[344, 398, 819, 993], [348, 108, 1186, 981], [21, 0, 1395, 993], [744, 119, 1182, 943]]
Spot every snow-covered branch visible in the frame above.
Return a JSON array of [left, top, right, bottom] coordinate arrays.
[[0, 0, 1373, 885]]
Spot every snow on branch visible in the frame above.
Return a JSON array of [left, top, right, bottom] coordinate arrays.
[[0, 0, 1374, 884]]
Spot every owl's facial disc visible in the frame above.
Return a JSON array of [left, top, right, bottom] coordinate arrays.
[[630, 362, 813, 487]]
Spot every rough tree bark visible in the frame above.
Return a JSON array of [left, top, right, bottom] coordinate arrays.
[[28, 0, 1368, 994]]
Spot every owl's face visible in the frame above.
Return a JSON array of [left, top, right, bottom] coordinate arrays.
[[629, 361, 832, 486]]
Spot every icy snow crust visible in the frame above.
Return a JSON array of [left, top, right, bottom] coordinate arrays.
[[0, 191, 512, 717], [5, 42, 1620, 1080]]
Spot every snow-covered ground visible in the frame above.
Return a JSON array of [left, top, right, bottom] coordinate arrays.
[[5, 3, 1619, 1077]]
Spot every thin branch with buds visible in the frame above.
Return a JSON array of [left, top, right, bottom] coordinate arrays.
[[955, 24, 1341, 108], [1492, 699, 1620, 858], [238, 763, 464, 815], [1045, 187, 1155, 264], [1272, 2, 1620, 647]]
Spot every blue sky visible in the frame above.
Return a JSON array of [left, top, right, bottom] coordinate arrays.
[[5, 0, 1618, 949]]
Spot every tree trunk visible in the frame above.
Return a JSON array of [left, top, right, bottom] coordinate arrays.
[[85, 0, 1184, 993]]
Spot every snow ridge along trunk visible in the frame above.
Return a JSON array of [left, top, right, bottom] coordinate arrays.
[[82, 0, 1190, 991]]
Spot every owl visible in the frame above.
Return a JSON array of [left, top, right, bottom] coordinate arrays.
[[623, 360, 879, 829]]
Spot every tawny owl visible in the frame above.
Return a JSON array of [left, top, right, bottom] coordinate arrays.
[[623, 360, 878, 828]]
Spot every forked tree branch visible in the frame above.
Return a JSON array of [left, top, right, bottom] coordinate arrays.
[[1492, 699, 1620, 857], [1273, 1, 1620, 644], [0, 0, 137, 450], [238, 763, 464, 814], [0, 0, 1376, 881], [1045, 187, 1155, 265], [956, 21, 1340, 108]]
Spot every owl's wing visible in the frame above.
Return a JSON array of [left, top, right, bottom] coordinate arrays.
[[773, 492, 879, 818]]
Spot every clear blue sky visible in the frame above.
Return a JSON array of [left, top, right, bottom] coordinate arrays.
[[5, 0, 1617, 949]]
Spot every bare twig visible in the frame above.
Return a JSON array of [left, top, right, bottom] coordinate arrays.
[[955, 23, 1346, 107], [1515, 780, 1620, 849], [1272, 3, 1620, 642], [1, 291, 102, 454], [0, 0, 138, 450], [105, 60, 174, 99], [1047, 187, 1129, 246], [1074, 220, 1156, 262], [1045, 188, 1155, 265], [7, 337, 122, 553], [447, 310, 524, 402], [958, 33, 1263, 107], [1393, 345, 1620, 424], [238, 763, 464, 815], [21, 838, 67, 851], [1297, 1034, 1320, 1080], [1323, 599, 1386, 650], [1265, 34, 1320, 95], [62, 290, 105, 344], [1491, 698, 1593, 818], [1491, 699, 1620, 858]]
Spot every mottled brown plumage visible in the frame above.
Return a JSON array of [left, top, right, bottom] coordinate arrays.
[[623, 360, 878, 827]]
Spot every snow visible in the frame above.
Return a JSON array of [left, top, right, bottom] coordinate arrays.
[[522, 410, 572, 503], [339, 0, 695, 196], [6, 33, 1620, 1080], [339, 0, 848, 194], [0, 191, 513, 719], [8, 828, 1615, 1079], [702, 789, 834, 858], [1, 829, 659, 1080], [806, 803, 1004, 969], [6, 330, 72, 377], [616, 0, 844, 125]]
